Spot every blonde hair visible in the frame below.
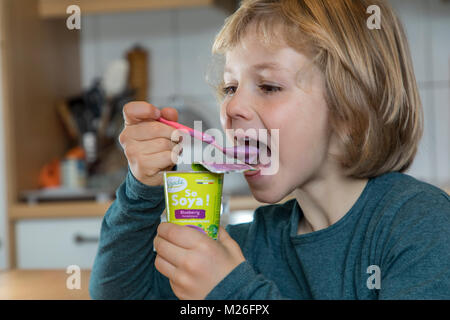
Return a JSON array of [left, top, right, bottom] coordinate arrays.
[[211, 0, 423, 178]]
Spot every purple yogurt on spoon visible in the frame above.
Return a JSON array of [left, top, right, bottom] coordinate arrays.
[[158, 117, 259, 164]]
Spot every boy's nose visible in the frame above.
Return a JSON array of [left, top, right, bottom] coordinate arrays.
[[224, 91, 255, 122]]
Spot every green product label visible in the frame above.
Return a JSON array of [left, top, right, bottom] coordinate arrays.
[[163, 171, 224, 240]]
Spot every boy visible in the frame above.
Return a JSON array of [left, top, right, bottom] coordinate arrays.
[[89, 0, 450, 299]]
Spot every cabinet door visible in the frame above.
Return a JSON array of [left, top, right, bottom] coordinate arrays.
[[16, 218, 102, 269]]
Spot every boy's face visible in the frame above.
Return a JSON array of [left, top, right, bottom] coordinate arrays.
[[221, 29, 334, 203]]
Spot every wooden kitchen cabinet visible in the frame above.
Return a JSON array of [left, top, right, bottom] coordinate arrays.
[[1, 0, 82, 268], [38, 0, 237, 18]]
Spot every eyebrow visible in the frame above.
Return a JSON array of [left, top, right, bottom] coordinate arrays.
[[224, 62, 288, 74]]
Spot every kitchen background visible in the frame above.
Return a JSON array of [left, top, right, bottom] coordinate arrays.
[[0, 0, 449, 271]]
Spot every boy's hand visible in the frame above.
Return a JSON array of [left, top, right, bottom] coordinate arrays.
[[153, 223, 246, 300], [119, 102, 182, 186]]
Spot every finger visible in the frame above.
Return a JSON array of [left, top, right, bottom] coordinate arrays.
[[170, 129, 184, 144], [134, 150, 179, 173], [161, 107, 178, 122], [143, 138, 179, 155], [171, 143, 183, 158], [124, 138, 178, 156], [157, 222, 209, 249], [154, 235, 186, 267], [154, 254, 177, 279], [121, 121, 180, 143], [123, 102, 161, 126], [127, 151, 179, 181]]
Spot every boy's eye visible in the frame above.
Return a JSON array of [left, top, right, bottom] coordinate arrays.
[[222, 86, 237, 96], [259, 85, 282, 94], [221, 84, 281, 96]]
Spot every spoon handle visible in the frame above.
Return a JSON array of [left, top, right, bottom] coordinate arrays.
[[157, 117, 216, 144]]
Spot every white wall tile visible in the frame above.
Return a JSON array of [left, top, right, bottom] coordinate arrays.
[[430, 0, 450, 82], [81, 10, 177, 98], [80, 8, 229, 111], [389, 0, 430, 83], [407, 87, 436, 182], [390, 0, 449, 188], [80, 15, 101, 90], [433, 87, 450, 186], [177, 7, 228, 97]]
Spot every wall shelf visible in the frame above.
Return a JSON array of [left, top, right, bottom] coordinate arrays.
[[8, 195, 291, 221], [38, 0, 236, 18], [9, 201, 112, 221]]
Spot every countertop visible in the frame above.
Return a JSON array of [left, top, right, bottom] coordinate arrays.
[[0, 269, 91, 300]]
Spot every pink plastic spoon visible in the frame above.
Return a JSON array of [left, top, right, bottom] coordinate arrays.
[[157, 117, 259, 163]]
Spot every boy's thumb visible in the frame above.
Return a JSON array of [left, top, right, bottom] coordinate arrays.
[[218, 227, 245, 263], [218, 226, 236, 248]]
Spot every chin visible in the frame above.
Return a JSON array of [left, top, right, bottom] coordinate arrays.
[[250, 187, 289, 204], [245, 168, 291, 204]]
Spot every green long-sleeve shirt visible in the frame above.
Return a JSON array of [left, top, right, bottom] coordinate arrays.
[[89, 171, 450, 299]]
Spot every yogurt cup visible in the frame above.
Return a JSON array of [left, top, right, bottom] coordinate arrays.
[[163, 171, 224, 240]]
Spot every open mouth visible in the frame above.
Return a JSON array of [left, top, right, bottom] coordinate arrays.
[[235, 135, 272, 168]]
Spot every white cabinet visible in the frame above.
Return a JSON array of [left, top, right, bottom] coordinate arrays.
[[16, 218, 103, 269], [430, 0, 450, 83]]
